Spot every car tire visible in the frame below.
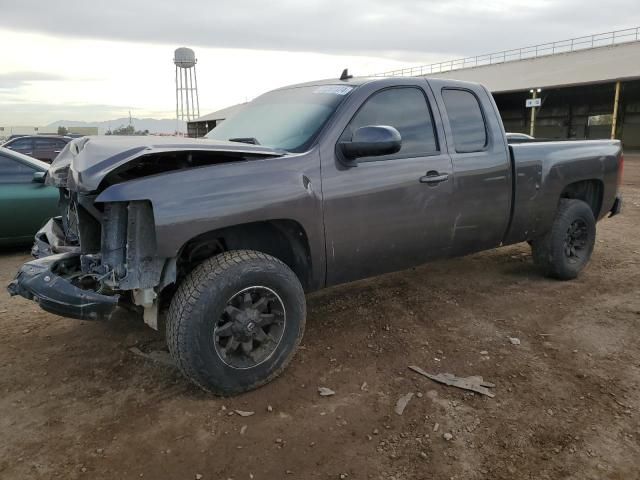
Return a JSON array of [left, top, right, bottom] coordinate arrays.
[[531, 199, 596, 280], [166, 250, 306, 395]]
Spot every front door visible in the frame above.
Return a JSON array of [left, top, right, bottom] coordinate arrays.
[[321, 85, 455, 286], [0, 154, 59, 243]]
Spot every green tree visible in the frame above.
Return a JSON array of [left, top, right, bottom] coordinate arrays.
[[108, 124, 148, 136], [57, 126, 68, 136]]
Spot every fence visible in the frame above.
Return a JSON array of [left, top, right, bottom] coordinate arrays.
[[373, 27, 640, 77]]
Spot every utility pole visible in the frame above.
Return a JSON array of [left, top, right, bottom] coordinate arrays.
[[528, 88, 542, 137], [529, 90, 536, 137]]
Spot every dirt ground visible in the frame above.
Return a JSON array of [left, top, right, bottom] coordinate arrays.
[[1, 156, 639, 480]]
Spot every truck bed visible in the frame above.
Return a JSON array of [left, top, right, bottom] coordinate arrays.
[[505, 139, 622, 244]]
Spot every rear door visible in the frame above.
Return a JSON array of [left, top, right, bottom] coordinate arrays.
[[34, 138, 65, 162], [0, 154, 59, 243], [430, 81, 512, 256], [321, 81, 456, 286]]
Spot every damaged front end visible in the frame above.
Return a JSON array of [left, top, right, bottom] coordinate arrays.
[[9, 196, 170, 326], [8, 135, 285, 326], [32, 216, 80, 258]]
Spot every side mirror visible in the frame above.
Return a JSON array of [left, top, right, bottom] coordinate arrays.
[[32, 171, 46, 183], [339, 125, 401, 165]]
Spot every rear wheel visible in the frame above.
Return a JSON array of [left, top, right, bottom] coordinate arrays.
[[531, 199, 596, 280], [166, 250, 306, 395]]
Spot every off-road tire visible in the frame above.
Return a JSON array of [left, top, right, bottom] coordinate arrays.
[[166, 250, 306, 395], [531, 199, 596, 280]]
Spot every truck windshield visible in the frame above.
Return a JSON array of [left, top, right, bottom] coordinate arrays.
[[205, 84, 353, 152]]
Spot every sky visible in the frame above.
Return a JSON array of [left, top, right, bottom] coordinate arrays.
[[0, 0, 638, 125]]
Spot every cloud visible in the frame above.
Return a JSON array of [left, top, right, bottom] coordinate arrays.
[[1, 0, 638, 59], [0, 71, 68, 89]]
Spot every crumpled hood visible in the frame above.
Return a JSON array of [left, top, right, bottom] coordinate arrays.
[[48, 135, 285, 193]]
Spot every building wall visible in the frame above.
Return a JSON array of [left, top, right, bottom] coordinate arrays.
[[187, 119, 219, 138], [493, 79, 640, 149], [620, 81, 640, 149], [68, 126, 99, 136], [0, 126, 41, 141]]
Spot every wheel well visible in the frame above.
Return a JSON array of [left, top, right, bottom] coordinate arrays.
[[175, 220, 313, 291], [560, 180, 603, 218]]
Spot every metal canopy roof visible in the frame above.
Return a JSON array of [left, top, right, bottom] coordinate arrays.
[[426, 40, 640, 93]]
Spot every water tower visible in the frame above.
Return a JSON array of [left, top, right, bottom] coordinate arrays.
[[174, 47, 200, 134]]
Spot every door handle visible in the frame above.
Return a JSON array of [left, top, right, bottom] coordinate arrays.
[[420, 171, 449, 185], [53, 150, 61, 154]]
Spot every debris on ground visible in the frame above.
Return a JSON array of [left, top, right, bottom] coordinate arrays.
[[509, 337, 521, 345], [318, 387, 336, 397], [240, 425, 248, 435], [394, 392, 414, 415], [409, 365, 496, 398], [235, 410, 255, 417], [443, 433, 453, 441], [128, 347, 176, 367]]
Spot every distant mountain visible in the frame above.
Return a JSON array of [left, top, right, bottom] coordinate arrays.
[[46, 118, 186, 135]]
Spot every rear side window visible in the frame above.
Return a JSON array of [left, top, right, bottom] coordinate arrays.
[[0, 155, 36, 184], [442, 89, 487, 153], [9, 138, 33, 149], [341, 87, 438, 161]]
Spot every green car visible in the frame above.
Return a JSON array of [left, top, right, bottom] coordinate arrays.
[[0, 147, 59, 246]]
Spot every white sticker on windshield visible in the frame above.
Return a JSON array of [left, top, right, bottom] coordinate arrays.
[[313, 85, 353, 95]]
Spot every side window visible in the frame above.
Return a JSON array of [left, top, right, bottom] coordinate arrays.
[[56, 140, 68, 150], [442, 89, 487, 153], [9, 138, 33, 150], [340, 87, 438, 161], [0, 155, 36, 184]]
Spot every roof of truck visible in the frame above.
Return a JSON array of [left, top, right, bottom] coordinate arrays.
[[273, 75, 482, 92]]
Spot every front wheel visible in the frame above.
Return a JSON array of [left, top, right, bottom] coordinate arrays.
[[166, 250, 306, 395], [531, 199, 596, 280]]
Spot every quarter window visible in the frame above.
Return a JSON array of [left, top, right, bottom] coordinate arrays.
[[341, 87, 438, 161], [442, 89, 487, 153]]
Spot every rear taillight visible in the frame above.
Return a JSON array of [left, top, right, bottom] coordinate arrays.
[[618, 153, 624, 188]]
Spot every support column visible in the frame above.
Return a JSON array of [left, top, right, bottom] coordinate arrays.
[[611, 81, 621, 139], [529, 90, 537, 137]]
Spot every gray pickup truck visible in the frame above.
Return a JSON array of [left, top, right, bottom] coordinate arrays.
[[8, 75, 623, 395]]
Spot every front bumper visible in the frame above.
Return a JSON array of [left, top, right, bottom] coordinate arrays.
[[7, 253, 119, 321], [609, 195, 622, 217]]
